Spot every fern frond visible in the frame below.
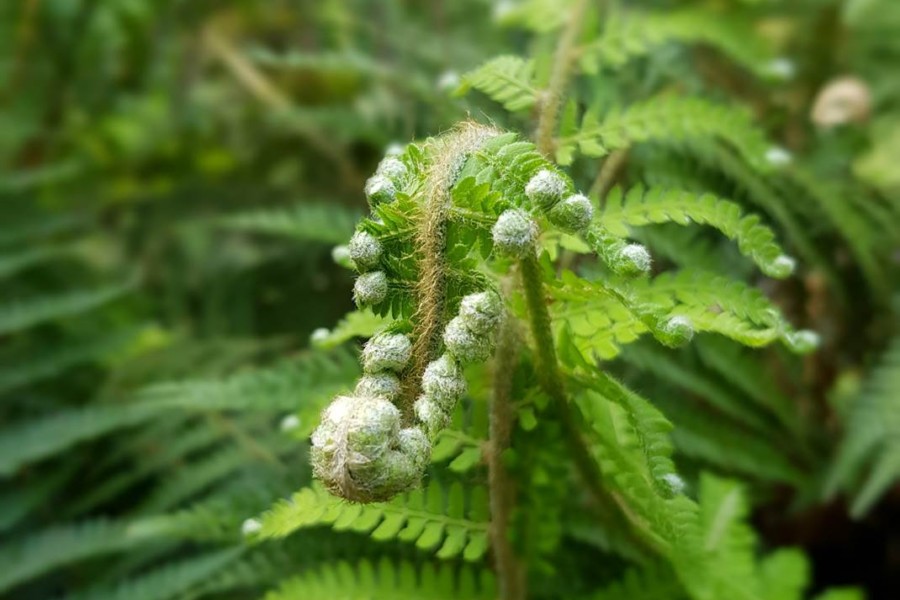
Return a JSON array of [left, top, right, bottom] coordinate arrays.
[[0, 348, 357, 476], [263, 559, 496, 600], [783, 168, 887, 296], [69, 548, 243, 600], [254, 481, 490, 561], [218, 202, 360, 245], [675, 140, 834, 288], [0, 327, 141, 394], [827, 337, 900, 516], [458, 56, 538, 112], [0, 281, 134, 335], [590, 563, 683, 599], [0, 245, 70, 280], [551, 269, 806, 361], [601, 186, 791, 278], [654, 390, 805, 483], [557, 97, 773, 171], [136, 436, 290, 514], [579, 9, 778, 79]]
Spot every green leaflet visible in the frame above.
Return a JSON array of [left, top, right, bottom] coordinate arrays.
[[262, 559, 496, 600], [601, 186, 791, 278], [253, 481, 491, 562]]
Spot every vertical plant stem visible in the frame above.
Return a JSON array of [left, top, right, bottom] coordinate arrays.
[[535, 0, 589, 158], [518, 253, 609, 510], [489, 312, 526, 600]]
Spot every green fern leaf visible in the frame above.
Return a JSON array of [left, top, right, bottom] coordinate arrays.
[[218, 202, 360, 245], [254, 481, 490, 561], [263, 559, 496, 600], [557, 97, 773, 171], [601, 186, 791, 278], [580, 9, 779, 79], [827, 337, 900, 516], [0, 281, 134, 335], [0, 348, 357, 476], [458, 56, 538, 112], [69, 548, 243, 600]]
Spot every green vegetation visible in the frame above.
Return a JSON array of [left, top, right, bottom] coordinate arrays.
[[1, 0, 899, 598]]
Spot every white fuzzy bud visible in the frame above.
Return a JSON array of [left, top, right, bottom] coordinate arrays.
[[385, 142, 405, 156], [353, 271, 388, 307], [548, 193, 594, 233], [332, 245, 353, 269], [365, 174, 396, 206], [525, 169, 567, 211], [765, 146, 792, 167], [658, 315, 694, 348], [349, 230, 383, 271], [443, 316, 494, 364], [398, 427, 431, 471], [361, 332, 412, 373], [613, 243, 652, 276], [459, 291, 503, 336], [376, 157, 408, 182], [492, 209, 538, 258], [241, 518, 262, 536], [662, 473, 686, 495], [421, 354, 467, 411], [786, 330, 820, 354], [766, 58, 795, 81], [355, 372, 402, 401], [280, 414, 301, 431], [768, 255, 796, 279], [437, 70, 461, 92], [414, 395, 450, 437]]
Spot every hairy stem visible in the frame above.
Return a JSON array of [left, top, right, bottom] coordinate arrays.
[[202, 28, 362, 191], [535, 0, 589, 157], [489, 312, 526, 600], [402, 123, 499, 421], [518, 254, 611, 510]]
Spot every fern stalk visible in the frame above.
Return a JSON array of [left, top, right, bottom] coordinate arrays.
[[535, 0, 588, 157], [489, 313, 526, 600]]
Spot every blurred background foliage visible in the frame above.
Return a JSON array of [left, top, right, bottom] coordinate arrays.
[[0, 0, 899, 598]]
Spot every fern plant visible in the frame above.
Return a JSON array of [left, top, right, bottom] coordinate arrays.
[[3, 0, 899, 598], [244, 1, 874, 595]]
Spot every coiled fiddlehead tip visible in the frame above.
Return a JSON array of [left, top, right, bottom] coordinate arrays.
[[459, 291, 504, 335], [349, 230, 383, 271], [525, 168, 568, 211], [493, 208, 539, 257], [614, 243, 652, 276], [548, 193, 594, 233], [353, 271, 388, 307], [311, 394, 429, 503], [658, 315, 695, 347], [421, 353, 468, 410], [365, 174, 397, 207], [376, 156, 409, 182], [361, 332, 412, 374], [444, 316, 496, 364], [355, 372, 403, 401]]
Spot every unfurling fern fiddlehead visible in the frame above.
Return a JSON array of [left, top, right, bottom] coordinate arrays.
[[311, 122, 623, 502]]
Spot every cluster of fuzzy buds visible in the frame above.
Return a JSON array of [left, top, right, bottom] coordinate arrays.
[[492, 169, 596, 258], [525, 170, 594, 233], [414, 291, 503, 437], [311, 332, 431, 503]]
